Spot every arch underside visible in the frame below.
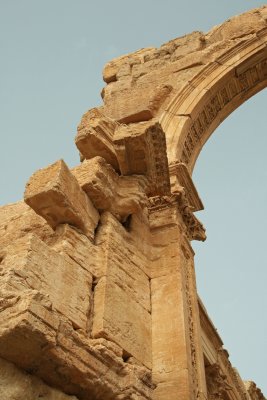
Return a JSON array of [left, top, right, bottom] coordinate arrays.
[[161, 29, 267, 174]]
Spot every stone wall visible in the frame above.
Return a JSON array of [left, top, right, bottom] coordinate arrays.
[[0, 6, 266, 400]]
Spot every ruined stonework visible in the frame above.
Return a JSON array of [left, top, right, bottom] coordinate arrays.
[[0, 6, 266, 400]]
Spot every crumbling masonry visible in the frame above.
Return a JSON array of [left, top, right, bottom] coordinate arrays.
[[0, 6, 266, 400]]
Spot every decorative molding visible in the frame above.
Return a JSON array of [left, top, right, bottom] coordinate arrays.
[[179, 53, 267, 166], [206, 363, 232, 399], [114, 120, 170, 196], [148, 190, 206, 242], [169, 162, 204, 211]]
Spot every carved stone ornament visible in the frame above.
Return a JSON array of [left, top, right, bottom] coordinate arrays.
[[206, 363, 233, 399]]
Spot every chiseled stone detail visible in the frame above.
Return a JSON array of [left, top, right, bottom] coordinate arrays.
[[244, 381, 266, 400], [0, 6, 266, 400], [206, 363, 233, 399], [114, 120, 170, 196], [149, 193, 206, 242]]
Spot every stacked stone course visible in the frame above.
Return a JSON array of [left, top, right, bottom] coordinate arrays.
[[0, 6, 266, 400]]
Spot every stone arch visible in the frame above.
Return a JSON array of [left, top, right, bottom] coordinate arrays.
[[92, 6, 267, 181], [160, 29, 267, 174]]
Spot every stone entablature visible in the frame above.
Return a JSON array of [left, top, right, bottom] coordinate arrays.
[[0, 6, 266, 400]]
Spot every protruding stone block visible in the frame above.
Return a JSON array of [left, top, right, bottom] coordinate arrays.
[[24, 159, 99, 240], [75, 108, 119, 170], [72, 157, 149, 221], [113, 120, 170, 196], [72, 157, 118, 211]]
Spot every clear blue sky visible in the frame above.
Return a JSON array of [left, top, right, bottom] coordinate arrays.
[[0, 0, 266, 394]]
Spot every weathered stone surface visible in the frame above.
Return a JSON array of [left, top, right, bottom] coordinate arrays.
[[72, 157, 149, 221], [24, 159, 99, 240], [96, 212, 151, 311], [244, 381, 265, 400], [1, 233, 93, 330], [0, 284, 154, 399], [0, 201, 54, 252], [75, 107, 119, 170], [102, 48, 156, 83], [114, 120, 170, 196], [92, 276, 151, 369], [92, 212, 152, 368], [1, 6, 266, 400], [0, 357, 78, 400], [51, 224, 101, 277]]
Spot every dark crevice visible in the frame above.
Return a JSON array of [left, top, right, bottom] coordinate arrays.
[[91, 277, 98, 293], [86, 276, 98, 335], [93, 218, 102, 242], [122, 350, 131, 363], [121, 214, 132, 231]]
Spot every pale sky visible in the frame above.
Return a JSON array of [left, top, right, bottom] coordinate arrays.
[[1, 0, 266, 394]]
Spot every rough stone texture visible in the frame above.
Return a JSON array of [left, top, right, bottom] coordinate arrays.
[[75, 108, 119, 171], [0, 6, 266, 400], [24, 159, 99, 240], [1, 233, 93, 330], [72, 157, 149, 221], [114, 120, 170, 196], [92, 213, 151, 369], [0, 357, 78, 400]]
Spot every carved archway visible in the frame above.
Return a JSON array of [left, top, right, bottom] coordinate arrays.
[[0, 6, 266, 400], [161, 29, 267, 173]]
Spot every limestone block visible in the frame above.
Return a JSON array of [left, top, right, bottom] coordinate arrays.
[[206, 10, 266, 43], [103, 84, 173, 124], [24, 159, 99, 240], [102, 47, 156, 83], [114, 120, 170, 196], [0, 201, 54, 251], [96, 213, 151, 311], [0, 357, 78, 400], [75, 107, 119, 170], [92, 276, 151, 369], [2, 234, 93, 330], [51, 224, 101, 278], [0, 290, 59, 368], [72, 157, 149, 221], [91, 214, 151, 368], [169, 31, 205, 61], [151, 273, 192, 400], [72, 156, 119, 211], [0, 288, 153, 400]]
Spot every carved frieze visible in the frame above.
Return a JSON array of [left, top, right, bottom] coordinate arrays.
[[148, 191, 206, 242], [114, 120, 170, 196], [206, 363, 232, 399], [180, 54, 267, 166]]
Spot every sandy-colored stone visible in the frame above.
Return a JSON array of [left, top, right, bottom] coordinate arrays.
[[114, 120, 170, 196], [0, 201, 54, 252], [92, 276, 151, 369], [1, 6, 266, 400], [24, 159, 99, 240], [75, 107, 119, 170], [1, 234, 93, 330], [72, 157, 149, 221], [0, 357, 78, 400]]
